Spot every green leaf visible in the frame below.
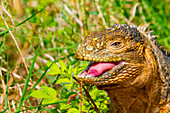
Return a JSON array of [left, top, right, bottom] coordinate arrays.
[[89, 88, 98, 95], [59, 60, 67, 72], [41, 86, 57, 98], [73, 67, 78, 75], [42, 98, 58, 104], [30, 90, 49, 99], [82, 105, 89, 112], [46, 70, 59, 75], [49, 109, 60, 113], [67, 108, 79, 113], [60, 103, 70, 110], [47, 62, 61, 72], [67, 65, 72, 77], [56, 78, 72, 90]]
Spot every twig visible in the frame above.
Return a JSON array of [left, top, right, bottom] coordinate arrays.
[[79, 81, 83, 112], [73, 76, 100, 113]]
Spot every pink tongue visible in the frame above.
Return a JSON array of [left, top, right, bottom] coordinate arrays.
[[78, 63, 116, 77], [89, 63, 116, 76]]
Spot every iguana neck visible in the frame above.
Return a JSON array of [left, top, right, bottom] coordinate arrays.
[[105, 77, 162, 113]]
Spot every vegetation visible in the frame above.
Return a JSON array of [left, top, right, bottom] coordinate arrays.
[[0, 0, 169, 112]]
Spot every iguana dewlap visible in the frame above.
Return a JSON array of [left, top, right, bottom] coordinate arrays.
[[75, 24, 170, 113]]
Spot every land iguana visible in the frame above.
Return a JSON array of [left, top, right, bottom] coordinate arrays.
[[75, 24, 170, 113]]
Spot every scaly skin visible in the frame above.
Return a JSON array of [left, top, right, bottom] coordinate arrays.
[[75, 24, 170, 113]]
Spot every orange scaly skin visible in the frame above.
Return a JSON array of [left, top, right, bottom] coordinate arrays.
[[75, 24, 170, 113]]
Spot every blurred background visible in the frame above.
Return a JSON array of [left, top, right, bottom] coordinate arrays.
[[0, 0, 169, 112]]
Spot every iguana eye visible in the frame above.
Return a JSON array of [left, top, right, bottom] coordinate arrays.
[[111, 41, 122, 47]]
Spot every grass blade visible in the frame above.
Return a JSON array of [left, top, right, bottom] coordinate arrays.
[[0, 5, 46, 37], [16, 44, 40, 111], [5, 59, 9, 112]]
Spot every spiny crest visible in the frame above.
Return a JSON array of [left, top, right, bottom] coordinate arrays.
[[108, 24, 145, 43], [136, 24, 170, 103], [135, 24, 170, 57]]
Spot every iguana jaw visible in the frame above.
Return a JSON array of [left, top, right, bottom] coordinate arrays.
[[77, 61, 141, 86], [78, 62, 119, 77]]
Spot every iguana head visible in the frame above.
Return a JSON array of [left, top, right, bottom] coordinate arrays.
[[75, 24, 154, 89], [75, 24, 170, 111]]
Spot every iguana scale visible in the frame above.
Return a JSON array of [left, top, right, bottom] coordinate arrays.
[[75, 24, 170, 113]]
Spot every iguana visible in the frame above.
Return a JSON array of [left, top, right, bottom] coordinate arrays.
[[75, 24, 170, 113]]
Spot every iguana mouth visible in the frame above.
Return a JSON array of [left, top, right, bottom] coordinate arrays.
[[78, 61, 122, 78], [77, 61, 142, 86]]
